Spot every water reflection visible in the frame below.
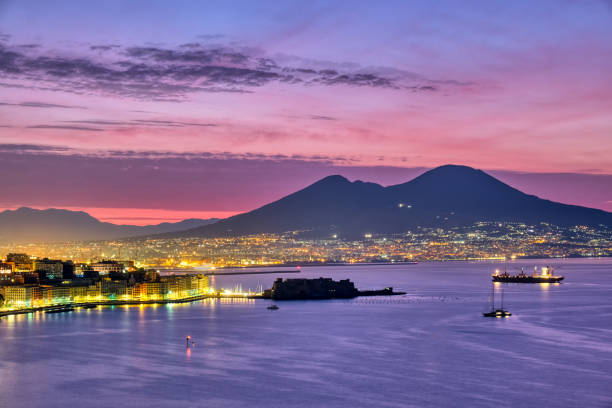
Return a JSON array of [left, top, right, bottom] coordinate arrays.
[[1, 260, 611, 408]]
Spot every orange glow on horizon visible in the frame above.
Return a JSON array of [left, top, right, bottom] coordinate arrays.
[[0, 206, 239, 226]]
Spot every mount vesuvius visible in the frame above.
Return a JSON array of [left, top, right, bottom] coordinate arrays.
[[165, 165, 612, 239]]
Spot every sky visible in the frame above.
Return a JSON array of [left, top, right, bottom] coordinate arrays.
[[0, 0, 611, 224]]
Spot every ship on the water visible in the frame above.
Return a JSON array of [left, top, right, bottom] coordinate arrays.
[[492, 266, 564, 283]]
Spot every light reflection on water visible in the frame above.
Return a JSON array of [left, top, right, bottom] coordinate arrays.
[[1, 259, 611, 408]]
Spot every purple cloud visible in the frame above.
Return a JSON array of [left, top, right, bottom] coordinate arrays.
[[27, 125, 104, 132], [0, 101, 85, 109], [0, 41, 451, 100]]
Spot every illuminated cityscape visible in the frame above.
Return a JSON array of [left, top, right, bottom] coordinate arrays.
[[2, 222, 609, 270], [1, 221, 609, 314], [0, 255, 216, 312]]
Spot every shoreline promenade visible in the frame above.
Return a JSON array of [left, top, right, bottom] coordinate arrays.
[[0, 292, 256, 318]]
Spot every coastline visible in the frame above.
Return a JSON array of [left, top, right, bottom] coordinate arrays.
[[3, 257, 609, 318], [205, 270, 301, 276], [0, 293, 225, 318], [166, 256, 611, 275]]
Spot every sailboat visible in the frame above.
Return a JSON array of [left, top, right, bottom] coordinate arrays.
[[483, 283, 511, 317]]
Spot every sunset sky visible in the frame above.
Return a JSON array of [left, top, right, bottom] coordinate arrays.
[[1, 0, 611, 224]]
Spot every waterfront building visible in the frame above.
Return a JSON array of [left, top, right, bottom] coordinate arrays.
[[142, 281, 166, 300], [161, 274, 205, 299], [35, 258, 64, 280], [100, 279, 128, 300], [1, 285, 42, 308], [196, 275, 209, 293], [69, 285, 88, 302], [91, 260, 125, 275], [86, 283, 101, 300], [41, 286, 71, 305], [6, 253, 34, 272], [74, 263, 92, 278], [6, 270, 39, 285], [0, 273, 24, 285], [165, 276, 180, 298], [131, 283, 144, 299], [145, 269, 159, 282], [0, 262, 13, 283], [62, 260, 75, 279], [0, 262, 14, 274], [126, 285, 139, 299]]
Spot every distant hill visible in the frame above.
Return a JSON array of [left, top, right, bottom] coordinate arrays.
[[0, 207, 218, 243], [166, 165, 612, 239]]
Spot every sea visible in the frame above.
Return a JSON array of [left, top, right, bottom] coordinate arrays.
[[1, 259, 611, 407]]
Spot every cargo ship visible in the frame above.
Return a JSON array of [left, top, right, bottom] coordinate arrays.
[[492, 266, 564, 283]]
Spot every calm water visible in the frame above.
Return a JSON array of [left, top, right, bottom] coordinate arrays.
[[1, 259, 611, 407]]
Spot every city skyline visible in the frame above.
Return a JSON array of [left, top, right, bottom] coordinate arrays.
[[1, 1, 611, 223]]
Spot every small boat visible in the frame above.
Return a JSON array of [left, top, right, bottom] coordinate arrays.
[[267, 305, 279, 310], [483, 283, 511, 318], [81, 304, 97, 309], [45, 306, 75, 314], [483, 309, 512, 318], [186, 335, 195, 347]]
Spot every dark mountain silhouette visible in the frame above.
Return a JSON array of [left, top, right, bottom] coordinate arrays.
[[0, 207, 218, 243], [168, 165, 612, 238]]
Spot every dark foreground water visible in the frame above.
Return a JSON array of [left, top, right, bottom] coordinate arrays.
[[1, 259, 611, 408]]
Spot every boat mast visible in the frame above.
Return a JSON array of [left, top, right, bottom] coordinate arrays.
[[491, 283, 495, 312], [501, 284, 504, 310]]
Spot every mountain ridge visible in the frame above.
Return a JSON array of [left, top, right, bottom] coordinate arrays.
[[166, 164, 612, 239], [2, 165, 610, 243], [0, 207, 218, 243]]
